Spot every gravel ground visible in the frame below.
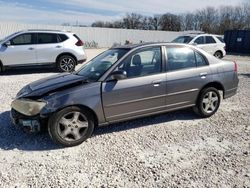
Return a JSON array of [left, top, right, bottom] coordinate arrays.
[[0, 52, 249, 187]]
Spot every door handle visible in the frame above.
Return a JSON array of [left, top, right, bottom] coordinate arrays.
[[56, 46, 62, 48], [152, 80, 162, 87], [200, 72, 207, 79], [28, 47, 34, 50]]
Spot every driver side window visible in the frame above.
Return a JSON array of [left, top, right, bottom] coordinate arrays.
[[116, 47, 162, 78], [10, 34, 34, 45]]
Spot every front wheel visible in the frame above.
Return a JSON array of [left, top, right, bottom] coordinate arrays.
[[56, 55, 76, 72], [48, 107, 95, 147], [193, 87, 221, 118]]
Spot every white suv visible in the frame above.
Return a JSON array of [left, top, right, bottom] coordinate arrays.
[[172, 34, 226, 59], [0, 30, 87, 72]]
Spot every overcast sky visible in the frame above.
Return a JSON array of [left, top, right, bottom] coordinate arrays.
[[0, 0, 247, 25]]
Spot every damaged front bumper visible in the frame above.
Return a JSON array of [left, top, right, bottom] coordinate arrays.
[[10, 108, 47, 133]]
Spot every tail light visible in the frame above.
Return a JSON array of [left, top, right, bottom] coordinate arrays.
[[75, 40, 84, 46], [234, 61, 238, 72]]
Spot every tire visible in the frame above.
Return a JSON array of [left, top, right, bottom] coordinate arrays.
[[193, 87, 221, 118], [48, 106, 95, 147], [0, 62, 4, 73], [56, 55, 76, 72], [214, 51, 223, 59]]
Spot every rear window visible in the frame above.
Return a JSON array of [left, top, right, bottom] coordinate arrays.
[[205, 36, 216, 44], [58, 34, 68, 42], [166, 47, 196, 71], [216, 36, 225, 43], [37, 33, 58, 44]]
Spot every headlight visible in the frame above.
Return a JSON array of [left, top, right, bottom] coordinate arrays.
[[11, 99, 47, 116]]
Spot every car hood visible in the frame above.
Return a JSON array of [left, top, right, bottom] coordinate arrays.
[[18, 73, 88, 98]]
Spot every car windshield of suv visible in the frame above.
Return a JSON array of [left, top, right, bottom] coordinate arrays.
[[76, 48, 129, 81], [172, 36, 194, 44], [1, 32, 21, 42]]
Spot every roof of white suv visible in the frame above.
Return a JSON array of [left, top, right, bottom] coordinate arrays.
[[19, 29, 72, 34]]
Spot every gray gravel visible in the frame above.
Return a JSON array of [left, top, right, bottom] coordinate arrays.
[[0, 54, 249, 187]]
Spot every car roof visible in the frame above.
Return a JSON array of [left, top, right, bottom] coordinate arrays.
[[181, 33, 219, 37], [111, 42, 195, 50], [18, 29, 72, 34]]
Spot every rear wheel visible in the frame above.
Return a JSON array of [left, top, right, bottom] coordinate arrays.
[[48, 106, 95, 147], [56, 55, 76, 72], [194, 87, 221, 118], [214, 51, 223, 59]]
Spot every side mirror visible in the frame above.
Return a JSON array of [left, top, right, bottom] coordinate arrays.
[[191, 42, 197, 46], [109, 70, 127, 81], [4, 41, 11, 47]]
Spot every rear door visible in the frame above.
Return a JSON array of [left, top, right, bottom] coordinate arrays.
[[165, 46, 212, 109], [102, 46, 167, 122], [1, 33, 36, 66], [35, 33, 64, 64], [203, 36, 217, 54]]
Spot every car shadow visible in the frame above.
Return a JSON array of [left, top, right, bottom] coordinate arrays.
[[94, 109, 198, 136], [240, 73, 250, 78], [0, 109, 198, 151], [0, 111, 59, 151], [0, 67, 59, 75]]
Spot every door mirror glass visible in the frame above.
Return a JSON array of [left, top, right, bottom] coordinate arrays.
[[109, 70, 127, 81]]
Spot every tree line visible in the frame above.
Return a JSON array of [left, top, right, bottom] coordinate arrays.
[[91, 3, 250, 34]]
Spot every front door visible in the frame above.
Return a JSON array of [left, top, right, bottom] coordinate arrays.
[[1, 33, 36, 66], [102, 46, 167, 122]]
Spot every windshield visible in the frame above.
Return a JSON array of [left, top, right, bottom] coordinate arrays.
[[0, 32, 21, 43], [76, 48, 129, 81], [172, 36, 194, 44]]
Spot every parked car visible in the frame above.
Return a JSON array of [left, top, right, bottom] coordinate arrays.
[[0, 29, 87, 72], [172, 34, 226, 59], [11, 43, 239, 147]]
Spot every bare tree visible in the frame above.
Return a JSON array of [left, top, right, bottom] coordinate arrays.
[[123, 13, 144, 29], [148, 15, 161, 30], [159, 13, 181, 31], [180, 13, 196, 31], [91, 3, 250, 34]]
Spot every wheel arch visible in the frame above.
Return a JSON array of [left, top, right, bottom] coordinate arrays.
[[214, 50, 223, 56], [50, 104, 99, 127], [56, 53, 77, 64], [198, 81, 225, 101], [201, 81, 225, 93]]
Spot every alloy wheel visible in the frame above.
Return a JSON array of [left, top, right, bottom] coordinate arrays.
[[60, 58, 75, 72], [202, 91, 219, 114], [57, 111, 89, 141]]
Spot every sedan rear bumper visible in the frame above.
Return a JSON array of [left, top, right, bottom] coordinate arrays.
[[224, 87, 238, 99]]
